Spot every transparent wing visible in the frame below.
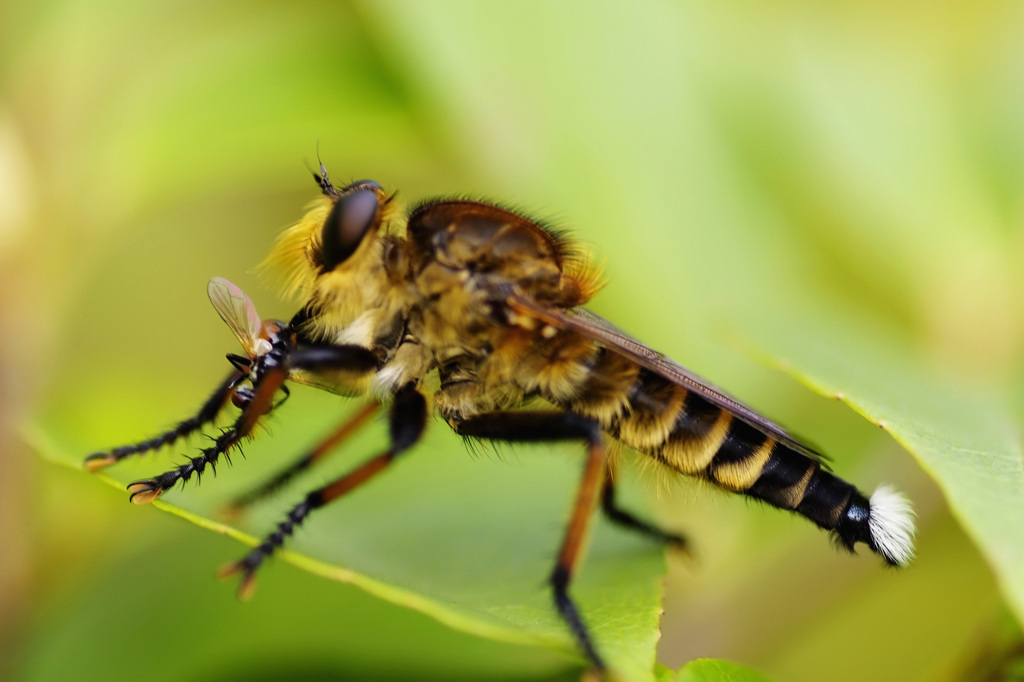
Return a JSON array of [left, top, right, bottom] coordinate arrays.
[[506, 293, 825, 462], [208, 277, 262, 357]]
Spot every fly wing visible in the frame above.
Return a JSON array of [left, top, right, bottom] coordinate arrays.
[[506, 294, 826, 462], [207, 277, 262, 357]]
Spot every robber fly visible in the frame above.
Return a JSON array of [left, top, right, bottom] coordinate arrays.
[[85, 167, 915, 675]]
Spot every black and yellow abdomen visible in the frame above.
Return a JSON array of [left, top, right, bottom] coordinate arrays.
[[557, 348, 913, 566]]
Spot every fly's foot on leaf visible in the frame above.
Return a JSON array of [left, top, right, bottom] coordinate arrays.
[[581, 666, 614, 682], [83, 452, 116, 471], [127, 479, 164, 504], [663, 533, 697, 565], [218, 555, 261, 601], [665, 532, 692, 556]]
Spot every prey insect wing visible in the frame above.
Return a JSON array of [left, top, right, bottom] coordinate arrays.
[[208, 276, 266, 358]]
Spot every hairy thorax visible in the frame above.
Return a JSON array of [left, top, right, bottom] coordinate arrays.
[[398, 202, 600, 422]]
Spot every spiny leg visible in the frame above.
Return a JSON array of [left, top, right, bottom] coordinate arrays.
[[451, 411, 608, 672], [219, 384, 426, 599], [124, 344, 380, 504], [84, 370, 243, 471], [601, 459, 690, 555], [224, 400, 380, 514], [126, 366, 286, 504]]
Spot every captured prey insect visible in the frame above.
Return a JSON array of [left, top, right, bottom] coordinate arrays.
[[85, 168, 916, 674]]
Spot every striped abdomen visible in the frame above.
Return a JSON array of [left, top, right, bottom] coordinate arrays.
[[561, 348, 914, 566]]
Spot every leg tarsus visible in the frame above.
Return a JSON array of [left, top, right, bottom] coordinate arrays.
[[219, 496, 316, 599], [126, 368, 286, 504], [85, 370, 242, 471], [550, 565, 606, 672], [600, 478, 691, 556], [127, 438, 231, 504]]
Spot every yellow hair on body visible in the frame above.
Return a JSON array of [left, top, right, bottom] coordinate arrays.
[[259, 193, 403, 303], [259, 195, 333, 301], [560, 252, 606, 307]]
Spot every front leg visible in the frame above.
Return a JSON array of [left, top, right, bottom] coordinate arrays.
[[126, 344, 380, 504], [84, 370, 243, 471], [450, 410, 609, 673], [126, 365, 288, 504]]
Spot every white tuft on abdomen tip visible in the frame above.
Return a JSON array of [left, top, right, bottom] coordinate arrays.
[[868, 485, 916, 567]]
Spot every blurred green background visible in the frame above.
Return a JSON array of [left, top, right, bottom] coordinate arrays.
[[3, 1, 1024, 680]]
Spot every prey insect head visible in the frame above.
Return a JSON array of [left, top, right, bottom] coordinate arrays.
[[247, 320, 293, 380], [227, 322, 292, 412], [207, 277, 292, 374], [260, 320, 293, 353]]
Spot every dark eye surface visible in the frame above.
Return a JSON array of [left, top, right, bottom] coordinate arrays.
[[342, 179, 381, 192], [320, 188, 379, 270]]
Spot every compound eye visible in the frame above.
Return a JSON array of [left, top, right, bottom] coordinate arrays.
[[320, 188, 380, 270], [342, 179, 381, 192]]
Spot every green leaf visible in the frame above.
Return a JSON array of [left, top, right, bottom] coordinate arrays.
[[739, 311, 1024, 625], [668, 659, 777, 682], [29, 380, 666, 682], [16, 509, 579, 682]]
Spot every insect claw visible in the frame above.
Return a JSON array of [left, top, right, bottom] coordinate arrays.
[[83, 452, 116, 471], [238, 570, 259, 601], [218, 561, 258, 600], [580, 666, 615, 682], [217, 560, 241, 580], [126, 480, 162, 504]]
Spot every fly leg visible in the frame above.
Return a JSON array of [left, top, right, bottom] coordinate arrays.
[[83, 370, 244, 471], [223, 401, 380, 515], [126, 366, 287, 504], [449, 411, 608, 673], [125, 345, 379, 504], [601, 459, 690, 555], [219, 384, 426, 598]]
